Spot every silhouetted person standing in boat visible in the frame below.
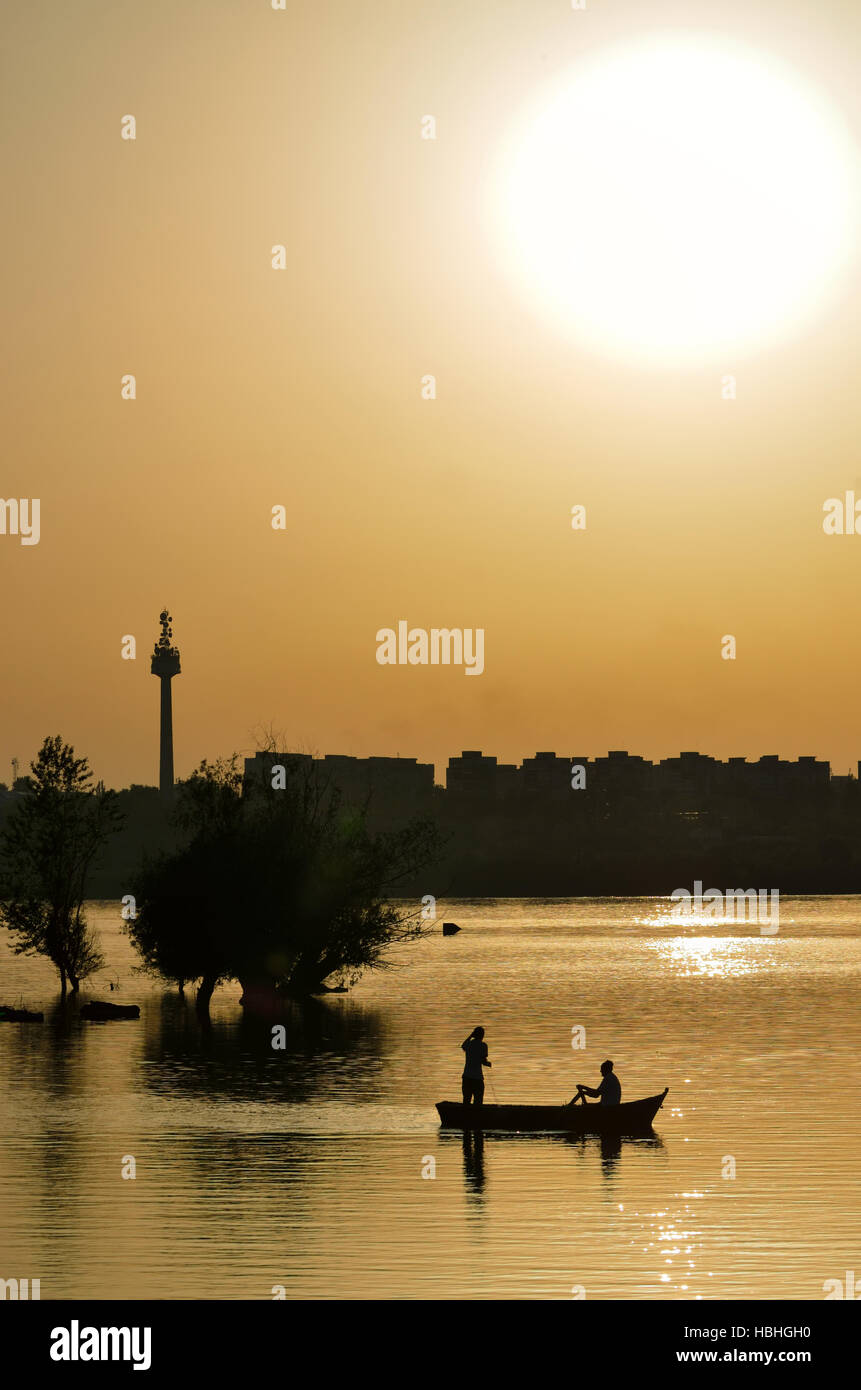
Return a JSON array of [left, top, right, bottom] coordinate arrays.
[[574, 1059, 621, 1106], [461, 1026, 491, 1106]]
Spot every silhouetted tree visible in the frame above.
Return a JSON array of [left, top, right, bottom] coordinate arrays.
[[0, 736, 123, 992], [129, 753, 441, 1012]]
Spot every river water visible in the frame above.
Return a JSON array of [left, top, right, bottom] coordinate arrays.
[[1, 897, 858, 1300]]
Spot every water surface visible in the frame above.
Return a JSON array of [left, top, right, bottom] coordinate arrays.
[[1, 897, 858, 1299]]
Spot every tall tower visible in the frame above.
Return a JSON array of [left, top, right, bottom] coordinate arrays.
[[150, 609, 181, 796]]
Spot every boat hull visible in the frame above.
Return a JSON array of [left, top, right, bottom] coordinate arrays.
[[436, 1089, 668, 1133]]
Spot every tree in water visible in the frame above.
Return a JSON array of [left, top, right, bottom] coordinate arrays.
[[0, 736, 123, 993], [129, 752, 442, 1013]]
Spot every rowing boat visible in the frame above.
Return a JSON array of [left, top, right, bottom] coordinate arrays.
[[436, 1088, 669, 1133]]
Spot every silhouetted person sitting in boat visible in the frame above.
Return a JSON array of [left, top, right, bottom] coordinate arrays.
[[461, 1026, 491, 1105], [572, 1059, 621, 1107]]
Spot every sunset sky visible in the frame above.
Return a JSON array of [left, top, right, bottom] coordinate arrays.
[[3, 0, 861, 789]]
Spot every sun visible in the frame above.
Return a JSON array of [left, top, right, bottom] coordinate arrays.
[[490, 34, 858, 366]]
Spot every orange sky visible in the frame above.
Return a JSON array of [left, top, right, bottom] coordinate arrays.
[[3, 0, 861, 788]]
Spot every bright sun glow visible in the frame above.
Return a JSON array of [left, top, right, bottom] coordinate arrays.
[[491, 35, 858, 366]]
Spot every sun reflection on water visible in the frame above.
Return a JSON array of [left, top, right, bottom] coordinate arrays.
[[648, 935, 776, 978]]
